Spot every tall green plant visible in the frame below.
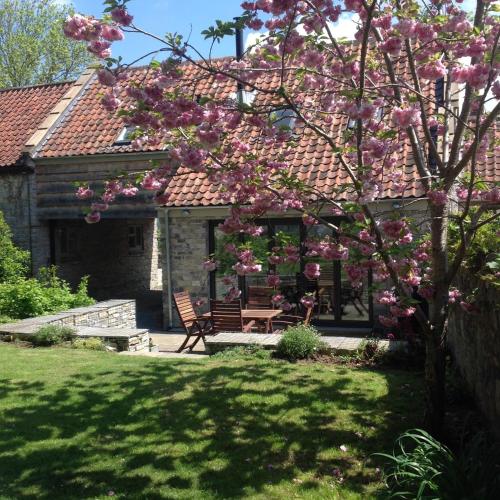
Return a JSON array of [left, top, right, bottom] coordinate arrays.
[[0, 210, 29, 282], [376, 429, 500, 499]]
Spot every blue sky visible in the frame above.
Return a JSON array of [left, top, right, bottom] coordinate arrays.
[[67, 0, 479, 66], [70, 0, 245, 63]]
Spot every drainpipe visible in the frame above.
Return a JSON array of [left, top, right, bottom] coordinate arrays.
[[25, 170, 34, 275], [164, 208, 173, 329]]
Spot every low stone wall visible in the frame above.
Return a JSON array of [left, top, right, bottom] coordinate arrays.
[[52, 299, 136, 329], [0, 300, 149, 352], [447, 274, 500, 436]]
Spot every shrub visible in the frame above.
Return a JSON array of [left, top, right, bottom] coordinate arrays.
[[276, 324, 324, 360], [0, 315, 14, 324], [31, 325, 76, 347], [0, 210, 29, 283], [0, 267, 94, 319], [376, 429, 500, 499], [211, 344, 271, 360], [72, 337, 106, 351], [357, 337, 390, 364]]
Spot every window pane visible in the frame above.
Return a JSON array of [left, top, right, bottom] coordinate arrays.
[[303, 224, 335, 321], [273, 223, 301, 308]]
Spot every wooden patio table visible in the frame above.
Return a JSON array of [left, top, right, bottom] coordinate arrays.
[[202, 309, 282, 334]]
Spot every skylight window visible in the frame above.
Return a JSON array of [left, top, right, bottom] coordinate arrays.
[[272, 107, 298, 130], [114, 125, 137, 145]]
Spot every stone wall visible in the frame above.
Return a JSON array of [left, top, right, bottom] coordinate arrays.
[[158, 211, 210, 327], [0, 300, 151, 352], [0, 172, 52, 274], [0, 172, 31, 250], [448, 273, 500, 436]]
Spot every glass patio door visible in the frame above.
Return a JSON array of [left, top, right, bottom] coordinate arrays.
[[303, 223, 372, 326]]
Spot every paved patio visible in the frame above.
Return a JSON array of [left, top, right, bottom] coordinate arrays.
[[148, 331, 405, 357]]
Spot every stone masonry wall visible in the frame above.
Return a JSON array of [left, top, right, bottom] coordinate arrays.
[[0, 173, 31, 250], [0, 172, 52, 274], [448, 273, 500, 436], [54, 300, 137, 329], [158, 212, 210, 327]]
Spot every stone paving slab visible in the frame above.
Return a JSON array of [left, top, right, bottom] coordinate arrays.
[[76, 327, 148, 338]]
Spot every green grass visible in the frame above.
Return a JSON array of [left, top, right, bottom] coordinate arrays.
[[0, 344, 423, 499]]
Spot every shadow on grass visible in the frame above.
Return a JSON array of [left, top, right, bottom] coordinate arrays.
[[0, 351, 423, 499]]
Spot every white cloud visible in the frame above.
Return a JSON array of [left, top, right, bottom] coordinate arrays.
[[327, 13, 359, 41], [245, 31, 266, 50], [244, 13, 359, 52]]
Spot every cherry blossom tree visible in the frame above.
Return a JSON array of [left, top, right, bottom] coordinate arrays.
[[64, 0, 499, 436]]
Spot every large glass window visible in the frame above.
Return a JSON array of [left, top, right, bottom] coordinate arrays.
[[209, 218, 372, 325]]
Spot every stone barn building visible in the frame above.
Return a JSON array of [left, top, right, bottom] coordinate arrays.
[[1, 61, 498, 331]]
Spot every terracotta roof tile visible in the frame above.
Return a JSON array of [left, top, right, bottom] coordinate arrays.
[[0, 82, 72, 168], [35, 58, 499, 206]]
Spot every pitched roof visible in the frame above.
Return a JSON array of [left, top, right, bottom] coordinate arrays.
[[37, 63, 236, 158], [0, 82, 73, 169], [35, 58, 499, 207]]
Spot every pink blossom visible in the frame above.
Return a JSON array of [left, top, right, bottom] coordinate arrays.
[[76, 186, 94, 200], [376, 290, 397, 305], [224, 286, 241, 303], [101, 25, 124, 42], [88, 40, 111, 58], [448, 288, 462, 304], [379, 315, 398, 327], [392, 107, 421, 129], [97, 69, 117, 87], [222, 275, 235, 286], [304, 262, 320, 280], [492, 80, 500, 99], [417, 285, 434, 300], [202, 259, 217, 272], [267, 273, 281, 287], [427, 190, 448, 206], [378, 38, 402, 56], [85, 211, 101, 224], [101, 92, 121, 112], [268, 254, 285, 265], [271, 294, 284, 305], [417, 60, 446, 81], [459, 301, 478, 313], [302, 214, 318, 226], [300, 295, 315, 309], [390, 305, 416, 317], [90, 202, 108, 212], [111, 7, 133, 26], [122, 186, 139, 197]]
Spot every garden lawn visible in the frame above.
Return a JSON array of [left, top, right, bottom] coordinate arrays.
[[0, 344, 423, 499]]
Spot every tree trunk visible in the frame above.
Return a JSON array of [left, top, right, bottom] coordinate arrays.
[[424, 325, 446, 438], [425, 202, 450, 438]]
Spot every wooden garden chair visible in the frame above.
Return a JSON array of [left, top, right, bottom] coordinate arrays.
[[173, 291, 213, 352], [210, 299, 256, 334], [271, 306, 313, 333], [246, 286, 274, 309]]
